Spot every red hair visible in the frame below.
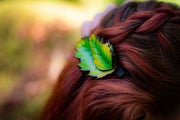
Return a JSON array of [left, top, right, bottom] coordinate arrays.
[[41, 1, 180, 120]]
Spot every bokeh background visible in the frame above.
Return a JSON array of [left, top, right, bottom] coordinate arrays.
[[0, 0, 179, 120]]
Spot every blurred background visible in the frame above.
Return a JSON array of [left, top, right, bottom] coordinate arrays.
[[0, 0, 179, 120]]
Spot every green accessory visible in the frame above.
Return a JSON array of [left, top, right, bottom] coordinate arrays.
[[75, 34, 115, 78]]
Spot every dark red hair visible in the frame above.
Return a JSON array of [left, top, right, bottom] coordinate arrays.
[[40, 1, 180, 120]]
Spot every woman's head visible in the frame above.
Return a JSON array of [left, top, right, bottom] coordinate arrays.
[[41, 1, 180, 120]]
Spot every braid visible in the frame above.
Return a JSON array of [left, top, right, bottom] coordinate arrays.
[[97, 7, 180, 45]]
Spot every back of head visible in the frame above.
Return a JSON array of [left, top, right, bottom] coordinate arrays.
[[41, 1, 180, 120]]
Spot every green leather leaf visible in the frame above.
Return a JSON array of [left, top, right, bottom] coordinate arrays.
[[75, 34, 115, 78], [89, 34, 113, 71]]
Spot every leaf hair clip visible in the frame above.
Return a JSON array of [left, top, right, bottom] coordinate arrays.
[[75, 34, 124, 78]]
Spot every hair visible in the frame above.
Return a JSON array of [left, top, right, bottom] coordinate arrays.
[[40, 1, 180, 120]]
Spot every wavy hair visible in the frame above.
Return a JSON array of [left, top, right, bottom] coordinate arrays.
[[40, 1, 180, 120]]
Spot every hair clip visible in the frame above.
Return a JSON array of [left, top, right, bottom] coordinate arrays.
[[75, 34, 124, 78]]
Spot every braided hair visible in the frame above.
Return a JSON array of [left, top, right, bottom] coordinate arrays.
[[41, 1, 180, 120]]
